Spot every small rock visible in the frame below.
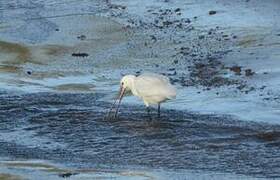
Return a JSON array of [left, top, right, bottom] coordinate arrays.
[[168, 71, 177, 76], [71, 53, 89, 57], [249, 87, 255, 91], [109, 4, 126, 9], [237, 84, 246, 90], [150, 35, 157, 42], [209, 10, 217, 15], [174, 8, 181, 12], [55, 28, 59, 31], [245, 69, 254, 76], [185, 18, 191, 23], [176, 23, 183, 28], [27, 71, 32, 75], [232, 35, 237, 39], [230, 66, 242, 75], [263, 72, 268, 75], [163, 21, 173, 26], [198, 35, 205, 39], [77, 35, 86, 40], [173, 60, 178, 64], [58, 172, 78, 178], [180, 47, 190, 51]]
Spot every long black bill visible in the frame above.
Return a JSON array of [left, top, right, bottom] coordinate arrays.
[[106, 86, 125, 119]]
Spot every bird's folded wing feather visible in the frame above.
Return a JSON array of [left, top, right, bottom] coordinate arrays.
[[135, 73, 176, 98]]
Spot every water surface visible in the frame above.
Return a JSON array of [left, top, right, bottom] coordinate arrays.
[[1, 92, 280, 178]]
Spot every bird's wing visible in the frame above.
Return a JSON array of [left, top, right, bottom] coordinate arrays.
[[138, 73, 170, 83], [135, 73, 176, 99]]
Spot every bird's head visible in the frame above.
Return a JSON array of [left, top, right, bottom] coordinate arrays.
[[120, 75, 135, 91], [108, 75, 136, 118]]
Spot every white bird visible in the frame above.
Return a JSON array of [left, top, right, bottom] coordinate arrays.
[[109, 73, 176, 118]]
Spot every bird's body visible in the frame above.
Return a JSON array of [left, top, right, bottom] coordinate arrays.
[[109, 73, 176, 118], [126, 73, 176, 107]]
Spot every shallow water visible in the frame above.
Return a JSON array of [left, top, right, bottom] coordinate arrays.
[[1, 92, 280, 178]]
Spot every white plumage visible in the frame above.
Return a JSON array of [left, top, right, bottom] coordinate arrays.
[[130, 73, 176, 106], [110, 73, 176, 118]]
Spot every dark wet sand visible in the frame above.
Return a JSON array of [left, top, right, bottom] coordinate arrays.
[[0, 92, 280, 178]]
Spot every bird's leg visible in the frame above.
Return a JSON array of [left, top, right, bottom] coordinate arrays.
[[157, 103, 161, 118], [146, 106, 152, 121]]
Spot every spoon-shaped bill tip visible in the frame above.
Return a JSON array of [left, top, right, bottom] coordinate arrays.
[[105, 86, 126, 119]]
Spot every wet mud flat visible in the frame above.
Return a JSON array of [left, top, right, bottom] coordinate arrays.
[[0, 0, 280, 179], [0, 92, 280, 178], [1, 0, 279, 123]]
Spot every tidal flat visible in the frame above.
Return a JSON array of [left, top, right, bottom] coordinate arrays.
[[0, 0, 280, 179]]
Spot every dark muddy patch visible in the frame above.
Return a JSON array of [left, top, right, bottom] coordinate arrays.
[[170, 55, 241, 88], [0, 92, 280, 178], [187, 58, 237, 87]]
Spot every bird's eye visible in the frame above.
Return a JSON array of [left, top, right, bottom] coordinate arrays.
[[121, 82, 124, 85]]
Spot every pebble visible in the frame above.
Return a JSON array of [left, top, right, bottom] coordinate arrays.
[[229, 66, 242, 75], [72, 53, 89, 57], [209, 10, 217, 15], [245, 69, 254, 76]]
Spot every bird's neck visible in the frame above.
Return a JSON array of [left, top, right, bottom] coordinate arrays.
[[128, 79, 139, 97]]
